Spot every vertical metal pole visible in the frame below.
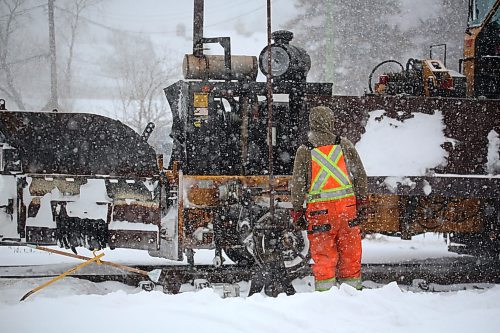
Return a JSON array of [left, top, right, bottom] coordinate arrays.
[[193, 0, 204, 56], [325, 0, 334, 83], [444, 44, 447, 67], [240, 97, 249, 174], [47, 0, 58, 110], [266, 0, 275, 220]]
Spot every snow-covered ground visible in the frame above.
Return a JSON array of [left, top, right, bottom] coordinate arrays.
[[0, 277, 498, 333], [1, 251, 499, 333], [3, 234, 500, 333]]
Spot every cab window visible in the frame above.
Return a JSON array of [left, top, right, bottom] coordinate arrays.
[[469, 0, 497, 26]]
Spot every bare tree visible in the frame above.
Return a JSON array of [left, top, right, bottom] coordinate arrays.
[[44, 0, 58, 110], [104, 31, 179, 151], [288, 0, 405, 95], [0, 0, 37, 109], [288, 0, 470, 95], [407, 0, 469, 72], [1, 0, 102, 111], [56, 0, 101, 110]]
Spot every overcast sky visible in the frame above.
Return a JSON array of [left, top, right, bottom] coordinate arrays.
[[86, 0, 297, 37]]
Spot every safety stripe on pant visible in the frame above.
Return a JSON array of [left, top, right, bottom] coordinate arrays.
[[315, 277, 336, 292], [338, 277, 362, 290]]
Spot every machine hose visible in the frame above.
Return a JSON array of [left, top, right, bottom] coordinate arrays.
[[368, 60, 404, 93]]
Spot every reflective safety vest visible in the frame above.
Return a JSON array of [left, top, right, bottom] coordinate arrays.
[[307, 143, 355, 204]]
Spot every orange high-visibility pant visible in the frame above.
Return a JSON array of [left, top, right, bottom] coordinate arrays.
[[306, 201, 361, 282]]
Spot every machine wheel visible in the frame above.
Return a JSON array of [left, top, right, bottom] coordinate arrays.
[[220, 210, 256, 266], [251, 211, 310, 270]]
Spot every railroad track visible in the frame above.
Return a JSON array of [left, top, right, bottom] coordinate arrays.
[[1, 256, 499, 294]]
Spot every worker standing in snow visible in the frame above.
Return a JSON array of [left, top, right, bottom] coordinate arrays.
[[290, 106, 368, 291]]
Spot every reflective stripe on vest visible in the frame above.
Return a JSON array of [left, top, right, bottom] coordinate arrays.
[[307, 144, 355, 204]]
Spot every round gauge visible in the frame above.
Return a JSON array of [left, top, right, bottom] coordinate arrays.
[[261, 46, 290, 77]]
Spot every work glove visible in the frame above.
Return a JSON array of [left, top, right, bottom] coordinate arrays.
[[356, 196, 370, 208], [290, 209, 308, 230], [348, 197, 370, 228]]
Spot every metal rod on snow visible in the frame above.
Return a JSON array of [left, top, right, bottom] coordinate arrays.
[[20, 252, 105, 301], [26, 244, 153, 277], [266, 0, 275, 221], [17, 244, 162, 301]]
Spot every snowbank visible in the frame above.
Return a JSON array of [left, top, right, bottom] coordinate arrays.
[[357, 110, 447, 176], [1, 278, 499, 333], [487, 130, 500, 174]]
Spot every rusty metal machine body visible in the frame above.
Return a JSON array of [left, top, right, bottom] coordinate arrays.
[[0, 1, 320, 275], [357, 0, 500, 256], [0, 111, 164, 254], [161, 1, 327, 268], [307, 95, 500, 256], [0, 0, 499, 283], [161, 0, 500, 265]]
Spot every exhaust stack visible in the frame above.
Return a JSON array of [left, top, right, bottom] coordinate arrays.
[[182, 0, 258, 81]]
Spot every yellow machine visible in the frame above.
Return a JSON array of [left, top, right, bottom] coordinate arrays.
[[371, 0, 499, 99], [372, 58, 466, 97]]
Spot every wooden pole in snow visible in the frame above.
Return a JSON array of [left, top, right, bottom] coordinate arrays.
[[46, 0, 59, 111]]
